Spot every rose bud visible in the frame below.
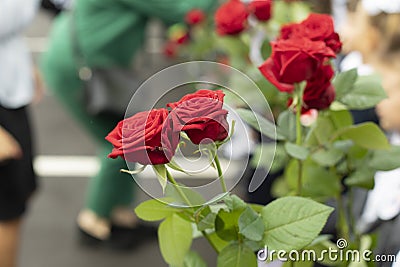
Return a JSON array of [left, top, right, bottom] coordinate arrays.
[[300, 109, 318, 126]]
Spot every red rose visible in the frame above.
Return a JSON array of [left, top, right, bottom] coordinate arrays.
[[106, 109, 179, 165], [248, 0, 272, 21], [258, 37, 335, 92], [185, 9, 206, 25], [300, 14, 342, 53], [324, 32, 342, 54], [167, 90, 229, 144], [258, 57, 295, 93], [302, 64, 336, 111], [279, 14, 342, 53], [215, 0, 249, 35], [279, 23, 304, 40]]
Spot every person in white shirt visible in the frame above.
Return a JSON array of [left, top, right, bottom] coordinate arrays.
[[0, 1, 42, 266]]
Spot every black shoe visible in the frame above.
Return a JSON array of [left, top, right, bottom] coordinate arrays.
[[107, 223, 158, 250]]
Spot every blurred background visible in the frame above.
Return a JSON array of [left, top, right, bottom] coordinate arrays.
[[22, 5, 233, 266]]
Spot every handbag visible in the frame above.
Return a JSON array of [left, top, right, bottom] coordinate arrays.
[[70, 12, 141, 116]]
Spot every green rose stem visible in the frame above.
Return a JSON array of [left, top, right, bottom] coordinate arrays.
[[336, 191, 350, 241], [214, 153, 228, 193], [295, 83, 304, 196], [165, 169, 219, 253], [165, 169, 193, 207]]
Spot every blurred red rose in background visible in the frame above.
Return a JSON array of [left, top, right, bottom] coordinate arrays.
[[185, 9, 206, 25], [215, 0, 249, 35], [248, 0, 272, 21]]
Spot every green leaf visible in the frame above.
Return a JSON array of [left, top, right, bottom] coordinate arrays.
[[306, 115, 336, 145], [159, 214, 193, 266], [330, 110, 354, 129], [370, 145, 400, 171], [333, 140, 354, 153], [165, 184, 205, 206], [333, 68, 358, 99], [344, 168, 375, 189], [284, 142, 309, 160], [285, 160, 341, 199], [249, 204, 264, 213], [152, 164, 168, 192], [306, 239, 341, 266], [237, 108, 285, 140], [183, 251, 207, 267], [224, 194, 247, 212], [197, 211, 217, 231], [239, 207, 265, 241], [217, 243, 257, 267], [330, 101, 349, 111], [261, 196, 334, 251], [134, 198, 180, 221], [311, 148, 344, 167], [339, 74, 387, 110], [215, 209, 242, 241], [338, 123, 390, 150], [207, 232, 229, 253], [277, 110, 297, 142]]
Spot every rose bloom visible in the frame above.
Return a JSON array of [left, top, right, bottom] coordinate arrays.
[[214, 0, 249, 35], [106, 109, 179, 165], [185, 9, 206, 25], [279, 13, 342, 53], [248, 0, 272, 21], [302, 64, 336, 111], [258, 37, 336, 93], [167, 90, 229, 145]]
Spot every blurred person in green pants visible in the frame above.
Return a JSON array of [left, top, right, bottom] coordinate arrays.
[[41, 0, 214, 248]]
